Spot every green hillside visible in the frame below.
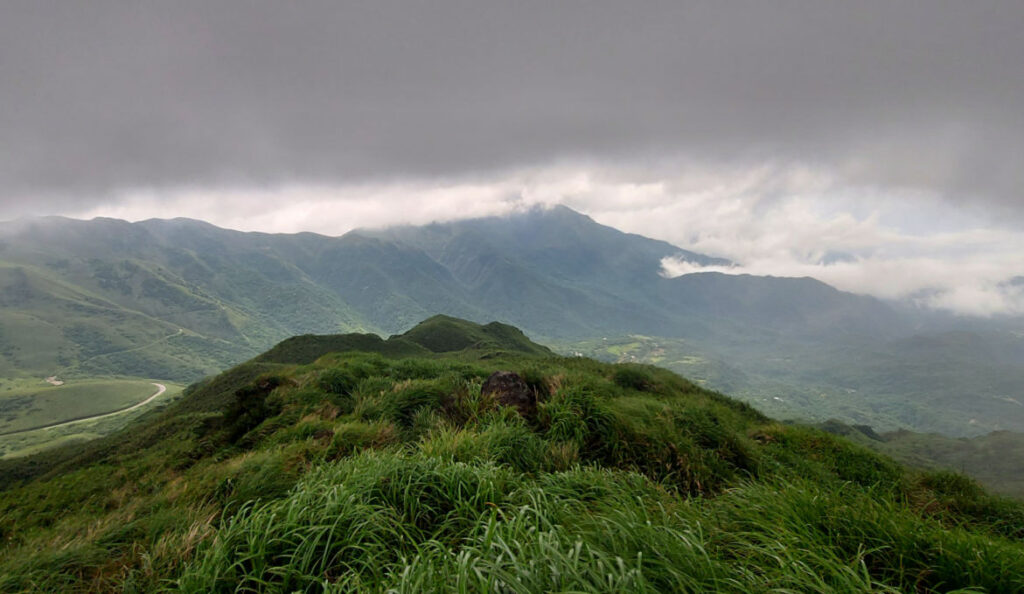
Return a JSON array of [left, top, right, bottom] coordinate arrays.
[[1, 318, 1022, 592], [816, 420, 1024, 499], [561, 330, 1024, 438], [255, 316, 551, 367], [398, 315, 554, 356], [879, 430, 1024, 499], [0, 217, 374, 383]]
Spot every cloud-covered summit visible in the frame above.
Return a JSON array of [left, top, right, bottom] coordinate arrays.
[[2, 2, 1022, 315]]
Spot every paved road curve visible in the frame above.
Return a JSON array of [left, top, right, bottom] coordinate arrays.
[[0, 383, 167, 437]]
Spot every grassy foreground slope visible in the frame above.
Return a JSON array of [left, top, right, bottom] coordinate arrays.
[[1, 317, 1023, 593]]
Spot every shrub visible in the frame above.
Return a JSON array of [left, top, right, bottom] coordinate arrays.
[[318, 368, 359, 396], [223, 375, 284, 443], [328, 421, 398, 459], [612, 365, 655, 392]]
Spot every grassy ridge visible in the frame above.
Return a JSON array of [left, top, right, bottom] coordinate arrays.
[[0, 320, 1022, 592]]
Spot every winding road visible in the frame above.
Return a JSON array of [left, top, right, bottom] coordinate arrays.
[[65, 329, 184, 374], [0, 383, 167, 437]]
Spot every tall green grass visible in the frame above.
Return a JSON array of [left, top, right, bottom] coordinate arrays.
[[2, 350, 1023, 592], [177, 450, 1024, 593]]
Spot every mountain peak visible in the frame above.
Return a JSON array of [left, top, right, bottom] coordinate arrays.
[[255, 316, 551, 366], [400, 315, 552, 355], [521, 203, 595, 221]]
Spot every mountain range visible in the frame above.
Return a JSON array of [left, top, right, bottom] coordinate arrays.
[[1, 205, 1022, 436]]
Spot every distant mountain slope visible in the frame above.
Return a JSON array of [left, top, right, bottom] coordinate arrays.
[[0, 216, 374, 380], [364, 205, 902, 342], [2, 207, 882, 379], [1, 206, 1022, 436], [817, 420, 1024, 499], [878, 429, 1024, 499]]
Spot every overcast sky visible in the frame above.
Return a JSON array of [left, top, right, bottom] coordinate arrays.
[[2, 1, 1023, 315]]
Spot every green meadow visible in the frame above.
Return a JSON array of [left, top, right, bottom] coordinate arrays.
[[0, 378, 165, 434], [0, 380, 184, 459]]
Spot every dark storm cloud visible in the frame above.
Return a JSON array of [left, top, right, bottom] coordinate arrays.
[[2, 1, 1022, 213]]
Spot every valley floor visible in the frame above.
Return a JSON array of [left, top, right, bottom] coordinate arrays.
[[0, 379, 183, 458]]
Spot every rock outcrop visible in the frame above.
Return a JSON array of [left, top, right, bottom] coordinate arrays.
[[481, 371, 536, 418]]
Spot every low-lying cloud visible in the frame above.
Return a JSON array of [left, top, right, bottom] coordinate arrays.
[[68, 162, 1024, 317], [4, 2, 1021, 316], [661, 257, 1024, 317]]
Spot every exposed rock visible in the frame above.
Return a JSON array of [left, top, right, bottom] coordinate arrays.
[[481, 371, 536, 418]]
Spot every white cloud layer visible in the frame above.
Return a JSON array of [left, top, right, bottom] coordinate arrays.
[[69, 161, 1024, 317]]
